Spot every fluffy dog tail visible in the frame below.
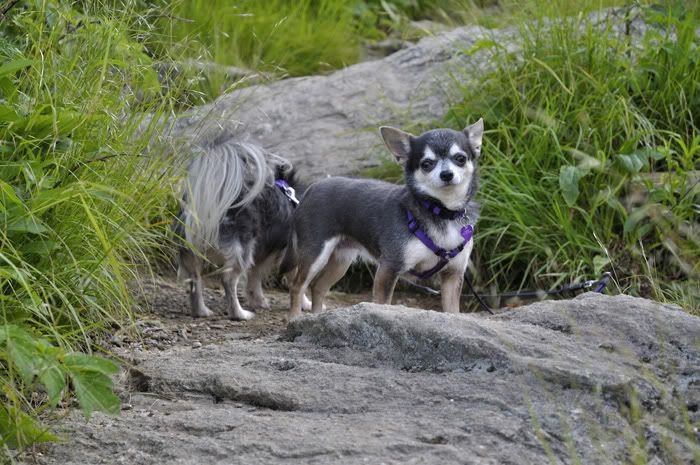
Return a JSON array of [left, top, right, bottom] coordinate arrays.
[[180, 134, 286, 250]]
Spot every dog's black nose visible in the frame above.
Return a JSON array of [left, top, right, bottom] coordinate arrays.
[[440, 170, 454, 182]]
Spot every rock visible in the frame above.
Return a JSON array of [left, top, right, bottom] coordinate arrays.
[[34, 293, 700, 465], [158, 8, 662, 181], [163, 23, 511, 180]]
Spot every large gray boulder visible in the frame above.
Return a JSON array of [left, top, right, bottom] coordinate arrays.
[[165, 24, 506, 179], [161, 8, 659, 180], [38, 293, 699, 464]]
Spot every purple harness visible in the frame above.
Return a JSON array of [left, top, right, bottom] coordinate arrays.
[[407, 204, 474, 280]]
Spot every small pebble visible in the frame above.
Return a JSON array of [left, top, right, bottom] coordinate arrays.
[[191, 341, 202, 349]]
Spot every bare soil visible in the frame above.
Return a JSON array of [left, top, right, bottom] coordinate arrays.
[[114, 277, 446, 354]]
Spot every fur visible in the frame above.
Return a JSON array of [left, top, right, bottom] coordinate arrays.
[[174, 133, 307, 320], [285, 120, 484, 319]]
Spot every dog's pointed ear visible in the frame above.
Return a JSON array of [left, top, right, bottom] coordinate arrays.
[[380, 126, 413, 163], [463, 118, 484, 157]]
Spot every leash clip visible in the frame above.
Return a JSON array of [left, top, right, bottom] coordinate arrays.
[[275, 179, 300, 206]]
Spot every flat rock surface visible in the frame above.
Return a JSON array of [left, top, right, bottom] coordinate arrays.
[[30, 290, 700, 465]]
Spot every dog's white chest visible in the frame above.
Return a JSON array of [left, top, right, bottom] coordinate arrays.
[[403, 222, 473, 274]]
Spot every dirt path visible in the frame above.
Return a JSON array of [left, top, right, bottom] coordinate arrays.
[[114, 277, 445, 353]]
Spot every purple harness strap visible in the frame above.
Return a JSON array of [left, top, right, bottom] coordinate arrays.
[[419, 200, 466, 220], [406, 208, 474, 280]]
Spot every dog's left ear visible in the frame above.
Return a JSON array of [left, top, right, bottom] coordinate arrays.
[[380, 126, 413, 163], [463, 118, 484, 157]]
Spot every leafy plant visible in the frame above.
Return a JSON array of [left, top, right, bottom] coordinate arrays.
[[0, 325, 119, 448], [0, 0, 180, 452]]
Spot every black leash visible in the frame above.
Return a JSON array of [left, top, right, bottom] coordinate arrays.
[[403, 272, 613, 314], [464, 274, 495, 314]]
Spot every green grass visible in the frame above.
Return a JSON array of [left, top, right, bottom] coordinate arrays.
[[153, 0, 362, 99], [0, 0, 181, 452], [150, 0, 630, 101], [441, 2, 700, 310]]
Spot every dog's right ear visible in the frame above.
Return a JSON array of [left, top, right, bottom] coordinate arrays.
[[380, 126, 413, 163]]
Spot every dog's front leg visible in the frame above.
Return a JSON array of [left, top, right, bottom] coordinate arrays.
[[440, 270, 464, 314], [373, 263, 399, 305]]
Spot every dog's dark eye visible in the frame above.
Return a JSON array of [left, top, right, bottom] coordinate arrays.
[[453, 154, 468, 166], [420, 159, 436, 171]]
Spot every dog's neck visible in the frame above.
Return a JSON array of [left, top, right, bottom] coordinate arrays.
[[415, 196, 467, 220], [404, 169, 479, 216]]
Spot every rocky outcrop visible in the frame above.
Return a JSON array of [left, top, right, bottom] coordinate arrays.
[[164, 24, 509, 179], [38, 293, 699, 465], [160, 8, 663, 180]]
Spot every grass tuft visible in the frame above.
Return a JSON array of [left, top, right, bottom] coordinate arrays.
[[0, 0, 182, 452], [444, 3, 699, 310]]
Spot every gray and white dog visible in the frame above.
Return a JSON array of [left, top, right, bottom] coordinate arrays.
[[283, 119, 484, 319], [175, 133, 308, 320]]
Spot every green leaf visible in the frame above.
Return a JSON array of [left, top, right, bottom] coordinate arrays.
[[0, 76, 16, 98], [6, 217, 50, 234], [21, 239, 59, 256], [623, 205, 652, 235], [0, 59, 33, 78], [616, 154, 645, 173], [67, 370, 121, 418], [0, 179, 23, 207], [632, 147, 666, 161], [559, 165, 583, 207], [64, 353, 119, 376], [64, 354, 120, 418], [32, 341, 67, 405], [38, 362, 67, 406], [592, 255, 611, 275], [0, 325, 39, 383], [0, 405, 58, 448], [463, 39, 506, 55], [0, 103, 20, 124]]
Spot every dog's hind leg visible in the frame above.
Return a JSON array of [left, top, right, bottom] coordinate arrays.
[[180, 249, 214, 318], [223, 264, 255, 321], [246, 252, 279, 310], [289, 268, 309, 320], [372, 261, 399, 305], [310, 249, 356, 313], [288, 237, 339, 319], [285, 270, 313, 312]]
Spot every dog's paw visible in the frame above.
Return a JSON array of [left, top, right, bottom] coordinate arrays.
[[229, 308, 255, 321], [301, 294, 313, 311], [192, 306, 215, 318], [285, 309, 304, 322], [248, 295, 271, 310]]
